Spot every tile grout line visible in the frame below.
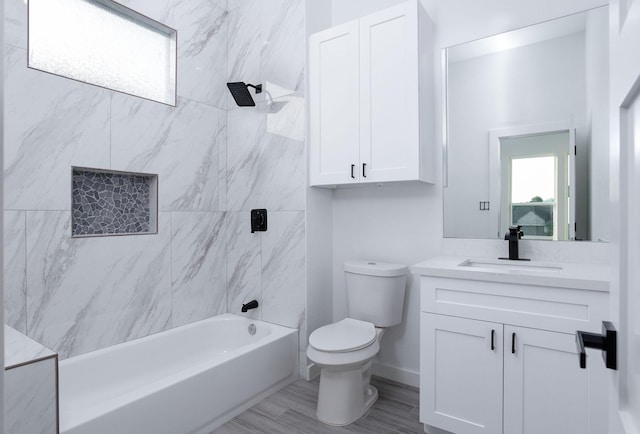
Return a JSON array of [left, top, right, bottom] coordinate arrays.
[[169, 211, 174, 330], [23, 211, 29, 336]]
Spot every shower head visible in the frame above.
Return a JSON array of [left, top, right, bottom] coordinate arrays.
[[227, 82, 263, 107]]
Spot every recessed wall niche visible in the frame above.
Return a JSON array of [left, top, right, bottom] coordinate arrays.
[[71, 167, 158, 237]]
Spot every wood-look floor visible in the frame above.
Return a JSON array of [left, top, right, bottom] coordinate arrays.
[[212, 376, 422, 434]]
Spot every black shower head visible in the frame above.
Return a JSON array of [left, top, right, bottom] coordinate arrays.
[[227, 82, 263, 107]]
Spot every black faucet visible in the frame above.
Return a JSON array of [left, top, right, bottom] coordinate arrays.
[[241, 300, 259, 312], [500, 225, 530, 261]]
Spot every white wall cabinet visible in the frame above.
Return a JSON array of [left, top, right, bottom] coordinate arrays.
[[309, 0, 434, 187], [418, 273, 609, 434]]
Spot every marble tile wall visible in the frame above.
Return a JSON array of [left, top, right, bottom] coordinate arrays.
[[5, 326, 58, 434], [5, 358, 58, 434], [225, 0, 307, 369], [4, 0, 308, 369], [4, 211, 26, 334], [3, 0, 227, 358]]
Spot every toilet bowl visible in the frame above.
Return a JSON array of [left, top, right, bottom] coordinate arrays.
[[306, 260, 408, 426], [307, 318, 385, 426]]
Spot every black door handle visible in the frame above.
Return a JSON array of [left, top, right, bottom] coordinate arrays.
[[576, 321, 617, 370], [511, 333, 516, 354], [350, 164, 355, 179], [362, 163, 367, 178], [491, 329, 495, 351]]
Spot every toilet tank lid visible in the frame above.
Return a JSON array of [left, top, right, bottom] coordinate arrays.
[[344, 260, 408, 277]]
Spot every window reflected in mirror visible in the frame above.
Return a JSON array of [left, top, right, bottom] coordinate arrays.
[[509, 156, 557, 239]]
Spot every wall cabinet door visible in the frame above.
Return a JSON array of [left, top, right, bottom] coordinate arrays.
[[420, 313, 504, 434], [309, 0, 433, 187], [309, 20, 360, 185], [359, 1, 420, 183], [503, 326, 608, 434]]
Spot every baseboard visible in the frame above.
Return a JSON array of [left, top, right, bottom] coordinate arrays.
[[305, 362, 320, 381], [424, 424, 453, 434], [372, 361, 420, 388]]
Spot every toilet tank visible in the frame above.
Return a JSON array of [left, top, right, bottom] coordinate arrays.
[[344, 260, 408, 327]]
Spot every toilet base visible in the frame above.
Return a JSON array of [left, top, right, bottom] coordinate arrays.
[[316, 366, 379, 426]]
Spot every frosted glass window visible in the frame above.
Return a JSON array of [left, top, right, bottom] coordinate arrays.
[[28, 0, 177, 106]]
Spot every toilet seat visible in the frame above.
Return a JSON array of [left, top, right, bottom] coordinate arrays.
[[309, 318, 376, 353]]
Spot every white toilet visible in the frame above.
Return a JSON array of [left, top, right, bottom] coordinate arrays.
[[306, 260, 408, 426]]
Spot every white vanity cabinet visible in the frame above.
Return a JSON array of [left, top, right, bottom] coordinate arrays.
[[414, 257, 610, 434], [421, 314, 504, 434], [503, 325, 593, 434], [308, 0, 434, 187]]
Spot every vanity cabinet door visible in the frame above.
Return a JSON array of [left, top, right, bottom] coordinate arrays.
[[421, 313, 504, 434], [503, 326, 608, 434], [309, 20, 360, 186]]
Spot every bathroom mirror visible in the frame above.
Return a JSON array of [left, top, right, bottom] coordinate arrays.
[[443, 6, 609, 242]]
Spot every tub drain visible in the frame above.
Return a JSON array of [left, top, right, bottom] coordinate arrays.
[[248, 324, 256, 335]]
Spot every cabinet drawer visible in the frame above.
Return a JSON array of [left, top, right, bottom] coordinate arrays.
[[420, 277, 608, 334]]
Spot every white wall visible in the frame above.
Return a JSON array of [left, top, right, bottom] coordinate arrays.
[[332, 0, 607, 47], [306, 0, 332, 35], [305, 0, 334, 376], [332, 0, 434, 24], [1, 0, 4, 428], [332, 183, 441, 385], [326, 0, 610, 386]]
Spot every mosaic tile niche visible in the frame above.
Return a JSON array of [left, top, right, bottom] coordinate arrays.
[[72, 167, 158, 237]]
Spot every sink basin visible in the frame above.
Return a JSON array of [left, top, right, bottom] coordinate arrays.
[[458, 259, 563, 273]]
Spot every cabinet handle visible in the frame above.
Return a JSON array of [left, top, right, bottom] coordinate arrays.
[[491, 329, 495, 351], [511, 332, 516, 354], [362, 163, 367, 178], [350, 164, 355, 179]]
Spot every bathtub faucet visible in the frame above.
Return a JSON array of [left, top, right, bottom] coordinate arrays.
[[241, 300, 259, 312]]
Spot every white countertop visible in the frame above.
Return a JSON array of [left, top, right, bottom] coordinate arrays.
[[5, 325, 56, 369], [411, 256, 610, 292]]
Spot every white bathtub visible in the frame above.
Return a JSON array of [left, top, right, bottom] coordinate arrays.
[[59, 314, 298, 434]]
